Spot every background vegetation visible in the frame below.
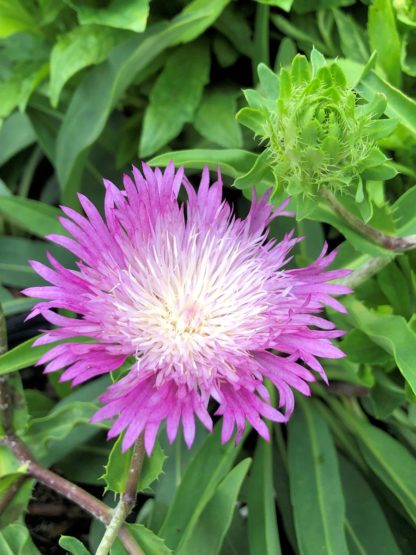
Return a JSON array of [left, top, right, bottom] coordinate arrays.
[[1, 0, 416, 554]]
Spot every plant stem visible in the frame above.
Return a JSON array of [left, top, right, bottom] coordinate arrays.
[[95, 436, 145, 555], [339, 256, 392, 288], [320, 188, 416, 251]]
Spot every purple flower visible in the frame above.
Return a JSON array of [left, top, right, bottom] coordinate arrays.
[[24, 164, 350, 454]]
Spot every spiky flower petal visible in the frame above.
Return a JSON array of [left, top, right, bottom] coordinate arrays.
[[25, 164, 350, 454]]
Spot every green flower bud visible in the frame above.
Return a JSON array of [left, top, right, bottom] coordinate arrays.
[[237, 49, 397, 199]]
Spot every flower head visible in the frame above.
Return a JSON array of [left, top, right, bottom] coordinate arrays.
[[237, 51, 397, 199], [25, 163, 350, 454]]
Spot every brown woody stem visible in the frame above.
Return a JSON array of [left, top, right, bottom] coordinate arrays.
[[321, 188, 416, 252]]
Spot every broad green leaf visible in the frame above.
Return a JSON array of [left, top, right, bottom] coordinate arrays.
[[50, 25, 123, 107], [104, 435, 166, 493], [288, 400, 349, 555], [0, 236, 74, 288], [368, 0, 401, 87], [344, 297, 416, 395], [22, 401, 99, 458], [56, 0, 231, 201], [340, 457, 402, 555], [377, 261, 413, 319], [349, 417, 416, 524], [0, 336, 49, 375], [292, 0, 354, 13], [256, 0, 293, 12], [0, 523, 41, 554], [214, 4, 253, 58], [69, 0, 149, 33], [0, 237, 45, 288], [0, 112, 35, 166], [59, 536, 91, 555], [393, 185, 416, 235], [140, 40, 210, 157], [193, 88, 242, 148], [333, 9, 369, 64], [340, 329, 391, 366], [177, 459, 251, 555], [234, 150, 274, 192], [0, 1, 37, 38], [1, 297, 36, 317], [358, 70, 416, 137], [148, 149, 257, 178], [159, 423, 244, 551], [0, 196, 62, 237], [0, 62, 48, 119], [271, 14, 328, 55], [248, 439, 281, 555]]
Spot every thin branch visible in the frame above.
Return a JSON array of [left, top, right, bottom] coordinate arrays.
[[338, 256, 392, 289], [95, 436, 145, 555], [0, 434, 141, 555], [320, 188, 416, 252]]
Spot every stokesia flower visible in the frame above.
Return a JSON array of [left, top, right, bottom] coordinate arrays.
[[24, 163, 350, 454]]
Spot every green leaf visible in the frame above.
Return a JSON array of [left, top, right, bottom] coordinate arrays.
[[0, 237, 51, 288], [340, 457, 402, 555], [140, 40, 210, 157], [194, 88, 242, 148], [50, 25, 123, 107], [177, 459, 251, 555], [0, 523, 41, 554], [271, 14, 329, 55], [248, 439, 281, 555], [0, 196, 62, 237], [333, 9, 369, 64], [0, 112, 35, 166], [159, 423, 245, 551], [0, 62, 48, 119], [0, 336, 48, 375], [0, 1, 37, 38], [69, 0, 149, 33], [0, 479, 34, 528], [22, 402, 99, 459], [377, 261, 413, 318], [288, 400, 349, 555], [148, 149, 257, 178], [56, 0, 231, 201], [344, 297, 416, 396], [233, 146, 274, 193], [393, 185, 416, 235], [368, 0, 401, 87], [59, 536, 91, 555], [256, 0, 293, 12], [349, 417, 416, 524], [1, 297, 36, 317], [236, 107, 266, 135], [104, 435, 166, 493], [358, 70, 416, 137]]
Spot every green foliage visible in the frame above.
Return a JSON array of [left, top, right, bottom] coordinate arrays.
[[1, 1, 416, 554]]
